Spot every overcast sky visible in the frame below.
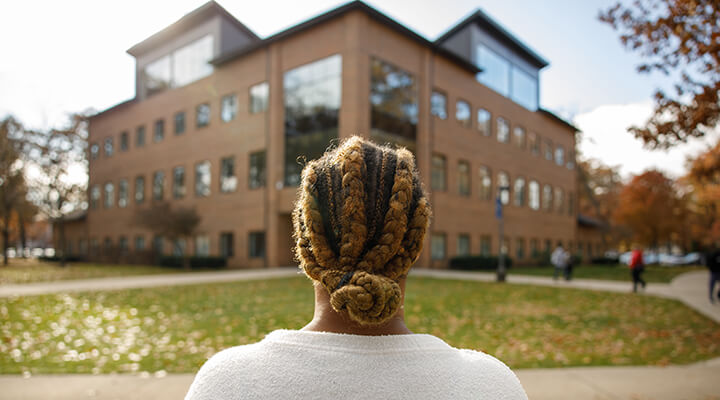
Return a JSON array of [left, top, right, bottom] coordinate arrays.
[[1, 0, 713, 179]]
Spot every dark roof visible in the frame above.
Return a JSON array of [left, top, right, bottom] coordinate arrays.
[[210, 1, 481, 75], [577, 214, 607, 229], [126, 1, 260, 57], [88, 98, 137, 121], [538, 108, 580, 133], [435, 9, 549, 69]]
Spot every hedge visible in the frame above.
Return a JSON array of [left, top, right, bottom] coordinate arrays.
[[157, 256, 227, 269], [449, 255, 513, 271]]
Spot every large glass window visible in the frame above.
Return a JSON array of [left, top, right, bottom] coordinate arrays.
[[154, 119, 164, 142], [497, 171, 510, 205], [513, 126, 526, 148], [458, 160, 470, 197], [430, 90, 447, 119], [143, 55, 171, 97], [220, 156, 237, 193], [173, 166, 185, 199], [478, 166, 492, 201], [249, 232, 266, 258], [370, 57, 418, 150], [136, 126, 146, 147], [104, 137, 113, 157], [195, 161, 211, 197], [497, 117, 509, 143], [284, 54, 342, 186], [174, 112, 186, 135], [249, 151, 266, 189], [118, 179, 128, 208], [153, 171, 164, 201], [221, 94, 237, 122], [431, 154, 446, 191], [529, 180, 540, 210], [513, 177, 525, 207], [457, 234, 470, 257], [456, 100, 471, 128], [431, 233, 446, 260], [90, 184, 100, 210], [542, 184, 553, 211], [103, 182, 114, 208], [196, 103, 210, 128], [475, 44, 510, 96], [477, 108, 491, 136], [135, 176, 145, 204], [172, 35, 214, 87], [250, 82, 269, 114], [511, 67, 538, 111]]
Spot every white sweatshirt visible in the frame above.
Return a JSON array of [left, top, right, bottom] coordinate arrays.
[[185, 329, 528, 400]]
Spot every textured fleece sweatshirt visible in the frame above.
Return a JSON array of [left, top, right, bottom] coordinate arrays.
[[185, 329, 528, 400]]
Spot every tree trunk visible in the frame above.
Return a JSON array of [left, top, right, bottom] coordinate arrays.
[[59, 219, 67, 268], [19, 214, 27, 258], [2, 226, 8, 266]]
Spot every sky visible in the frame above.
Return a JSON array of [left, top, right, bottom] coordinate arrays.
[[0, 0, 713, 179]]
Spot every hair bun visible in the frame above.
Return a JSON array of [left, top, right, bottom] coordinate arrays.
[[329, 271, 402, 325]]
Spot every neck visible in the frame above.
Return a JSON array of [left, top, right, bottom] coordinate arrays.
[[302, 281, 412, 336]]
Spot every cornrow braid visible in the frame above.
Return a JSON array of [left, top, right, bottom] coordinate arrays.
[[292, 136, 431, 326]]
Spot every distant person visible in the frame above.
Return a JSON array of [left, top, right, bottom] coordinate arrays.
[[185, 137, 528, 400], [629, 247, 646, 293], [703, 245, 720, 304], [551, 244, 569, 280], [564, 250, 574, 281]]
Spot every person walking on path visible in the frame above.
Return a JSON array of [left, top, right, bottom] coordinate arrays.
[[629, 247, 646, 293], [703, 246, 720, 304], [185, 137, 528, 400], [551, 244, 569, 281]]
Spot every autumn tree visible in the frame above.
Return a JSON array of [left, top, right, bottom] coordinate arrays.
[[683, 140, 720, 245], [135, 202, 201, 270], [0, 116, 28, 265], [599, 0, 720, 149], [577, 158, 623, 222], [613, 170, 683, 249]]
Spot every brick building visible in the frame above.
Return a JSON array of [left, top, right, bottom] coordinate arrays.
[[70, 1, 581, 268]]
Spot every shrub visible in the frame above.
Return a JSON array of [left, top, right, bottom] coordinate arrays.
[[449, 255, 513, 271], [38, 255, 85, 263], [157, 256, 227, 269], [591, 256, 618, 265]]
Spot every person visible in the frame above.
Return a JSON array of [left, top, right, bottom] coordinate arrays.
[[551, 244, 568, 280], [629, 246, 646, 293], [185, 137, 528, 400], [564, 249, 574, 281], [703, 245, 720, 304]]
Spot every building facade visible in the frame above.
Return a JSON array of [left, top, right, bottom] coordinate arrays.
[[74, 1, 579, 268]]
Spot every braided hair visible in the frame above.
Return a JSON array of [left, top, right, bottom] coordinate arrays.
[[293, 136, 431, 326]]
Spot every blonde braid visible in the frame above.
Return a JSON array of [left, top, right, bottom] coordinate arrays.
[[337, 137, 367, 269]]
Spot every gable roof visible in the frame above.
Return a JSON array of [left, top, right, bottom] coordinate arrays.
[[435, 9, 549, 69]]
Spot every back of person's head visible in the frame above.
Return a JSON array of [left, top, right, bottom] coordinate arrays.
[[292, 136, 431, 326]]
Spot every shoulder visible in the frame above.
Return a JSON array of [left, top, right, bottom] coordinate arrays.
[[184, 343, 264, 400], [451, 348, 528, 399]]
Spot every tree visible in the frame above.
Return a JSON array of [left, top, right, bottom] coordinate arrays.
[[22, 113, 88, 267], [683, 140, 720, 246], [577, 158, 625, 248], [0, 116, 27, 265], [599, 0, 720, 149], [135, 202, 201, 270], [613, 170, 683, 248]]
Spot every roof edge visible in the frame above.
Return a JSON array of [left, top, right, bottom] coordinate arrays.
[[88, 98, 137, 121], [538, 108, 580, 133]]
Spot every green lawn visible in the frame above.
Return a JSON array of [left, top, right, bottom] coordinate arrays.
[[509, 264, 705, 283], [0, 260, 192, 285], [1, 276, 718, 375]]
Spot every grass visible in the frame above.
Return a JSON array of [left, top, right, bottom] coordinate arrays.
[[1, 276, 719, 375], [0, 260, 193, 285], [508, 264, 705, 283]]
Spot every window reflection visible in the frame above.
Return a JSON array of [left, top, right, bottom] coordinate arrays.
[[529, 180, 539, 210], [477, 109, 491, 136], [514, 177, 525, 207], [250, 82, 269, 114], [220, 157, 237, 193], [511, 67, 538, 110], [497, 117, 509, 143], [475, 45, 510, 97], [370, 58, 418, 151], [195, 161, 211, 197], [456, 100, 471, 128], [478, 166, 492, 201], [431, 91, 447, 120], [142, 35, 214, 97]]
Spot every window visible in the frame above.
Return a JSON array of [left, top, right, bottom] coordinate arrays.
[[220, 156, 237, 193], [135, 236, 145, 252], [478, 166, 492, 201], [497, 117, 509, 143], [249, 232, 266, 258], [172, 166, 185, 199], [497, 171, 510, 205], [285, 55, 342, 185], [475, 44, 510, 96], [120, 132, 129, 151], [90, 143, 99, 160], [458, 160, 470, 197], [568, 191, 575, 216], [153, 235, 164, 255], [555, 145, 565, 166], [195, 161, 211, 197], [555, 187, 564, 213], [511, 67, 538, 111], [172, 239, 186, 256], [142, 35, 213, 96], [195, 235, 210, 256], [135, 176, 145, 204], [530, 239, 539, 258], [220, 232, 234, 258], [104, 137, 113, 157], [529, 132, 539, 155], [513, 177, 525, 207], [249, 82, 269, 114], [136, 126, 146, 147], [103, 182, 114, 208], [196, 103, 210, 128], [501, 237, 510, 256], [456, 100, 471, 128], [457, 234, 470, 256], [221, 94, 237, 122], [370, 57, 418, 150], [431, 154, 446, 191], [431, 233, 446, 260], [480, 235, 492, 256], [249, 151, 266, 189], [103, 237, 112, 254], [174, 112, 185, 135], [529, 180, 540, 210], [90, 238, 99, 255], [542, 184, 553, 211], [545, 239, 552, 253], [90, 184, 100, 210], [477, 109, 491, 136], [544, 139, 553, 161], [516, 238, 525, 259], [513, 126, 526, 148], [567, 150, 575, 170], [153, 171, 164, 201], [143, 55, 171, 97], [154, 119, 164, 142], [430, 91, 447, 119], [119, 236, 129, 254], [118, 179, 128, 208]]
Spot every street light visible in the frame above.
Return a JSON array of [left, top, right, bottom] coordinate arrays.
[[495, 185, 510, 282]]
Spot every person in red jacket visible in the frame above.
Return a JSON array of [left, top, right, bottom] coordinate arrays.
[[629, 247, 646, 293]]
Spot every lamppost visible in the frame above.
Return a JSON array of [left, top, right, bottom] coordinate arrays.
[[495, 185, 510, 282]]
